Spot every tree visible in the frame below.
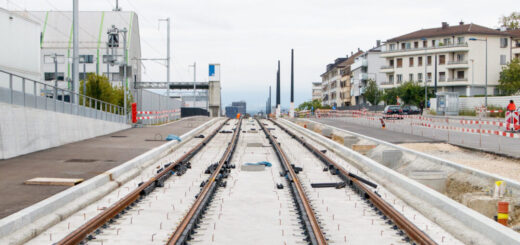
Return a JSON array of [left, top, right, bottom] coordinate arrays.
[[381, 82, 433, 106], [382, 87, 399, 105], [499, 12, 520, 29], [363, 79, 382, 105], [297, 99, 330, 111], [80, 73, 133, 110], [498, 58, 520, 95]]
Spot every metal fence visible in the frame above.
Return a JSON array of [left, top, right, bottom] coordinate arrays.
[[0, 69, 126, 124]]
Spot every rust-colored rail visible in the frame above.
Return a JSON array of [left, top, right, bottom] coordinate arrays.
[[258, 119, 327, 245], [271, 119, 437, 245], [57, 119, 229, 245], [167, 119, 242, 245]]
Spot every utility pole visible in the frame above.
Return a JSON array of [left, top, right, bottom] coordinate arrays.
[[159, 18, 171, 98], [114, 0, 121, 11], [276, 60, 281, 118], [122, 28, 128, 118], [190, 62, 196, 107], [72, 0, 79, 105], [290, 49, 294, 118]]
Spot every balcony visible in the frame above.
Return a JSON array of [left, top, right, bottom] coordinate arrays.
[[447, 60, 469, 69], [439, 77, 446, 82], [380, 65, 394, 73], [359, 73, 368, 80], [447, 77, 468, 82], [351, 58, 368, 71], [381, 43, 469, 57]]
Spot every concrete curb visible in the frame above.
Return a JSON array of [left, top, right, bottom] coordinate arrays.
[[0, 117, 220, 243], [282, 119, 520, 245], [302, 118, 520, 194]]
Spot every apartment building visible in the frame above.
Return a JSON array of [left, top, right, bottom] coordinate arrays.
[[312, 82, 322, 101], [509, 29, 520, 59], [350, 42, 387, 105], [380, 22, 511, 96], [320, 51, 363, 107]]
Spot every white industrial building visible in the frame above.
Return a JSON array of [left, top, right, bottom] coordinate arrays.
[[0, 8, 40, 81], [15, 10, 141, 90]]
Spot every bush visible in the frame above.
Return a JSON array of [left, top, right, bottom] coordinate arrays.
[[80, 73, 133, 112]]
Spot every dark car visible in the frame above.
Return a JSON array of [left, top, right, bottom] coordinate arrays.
[[401, 105, 421, 115], [383, 105, 403, 119]]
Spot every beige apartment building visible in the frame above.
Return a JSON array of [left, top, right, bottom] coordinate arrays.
[[509, 29, 520, 59], [320, 51, 362, 107], [312, 82, 322, 101], [380, 22, 512, 96]]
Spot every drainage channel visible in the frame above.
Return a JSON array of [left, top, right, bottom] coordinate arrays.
[[167, 119, 242, 245], [269, 118, 444, 245], [258, 119, 328, 245], [49, 119, 231, 245]]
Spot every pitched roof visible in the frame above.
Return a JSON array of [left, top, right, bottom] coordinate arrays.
[[507, 29, 520, 38], [387, 23, 508, 42], [321, 51, 363, 77]]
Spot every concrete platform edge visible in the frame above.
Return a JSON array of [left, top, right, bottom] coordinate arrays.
[[281, 119, 520, 245], [303, 118, 520, 193], [0, 117, 219, 243]]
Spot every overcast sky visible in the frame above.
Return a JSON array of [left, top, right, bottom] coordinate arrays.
[[3, 0, 518, 112]]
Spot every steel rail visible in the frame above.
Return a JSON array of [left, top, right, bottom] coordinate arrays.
[[167, 119, 242, 245], [57, 119, 229, 245], [271, 119, 437, 245], [258, 119, 327, 245]]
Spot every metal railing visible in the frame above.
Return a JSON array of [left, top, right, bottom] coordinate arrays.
[[447, 60, 469, 65], [384, 43, 469, 53], [380, 65, 394, 69], [447, 77, 468, 82], [0, 69, 126, 124]]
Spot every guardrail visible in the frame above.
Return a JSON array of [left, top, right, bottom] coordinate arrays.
[[0, 69, 126, 124]]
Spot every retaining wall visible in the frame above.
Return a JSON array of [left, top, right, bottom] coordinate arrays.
[[0, 102, 130, 159]]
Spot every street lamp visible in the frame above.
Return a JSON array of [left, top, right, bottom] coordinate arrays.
[[469, 37, 488, 107], [421, 37, 428, 112]]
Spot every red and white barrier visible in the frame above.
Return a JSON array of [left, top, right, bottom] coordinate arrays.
[[136, 109, 180, 120]]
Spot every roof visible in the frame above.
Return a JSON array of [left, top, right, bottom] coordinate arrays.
[[321, 51, 364, 77], [387, 23, 508, 42], [507, 29, 520, 38]]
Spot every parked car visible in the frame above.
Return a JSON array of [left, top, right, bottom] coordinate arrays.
[[383, 105, 403, 119], [401, 105, 421, 115]]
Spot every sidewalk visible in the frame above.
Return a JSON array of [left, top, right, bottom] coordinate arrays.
[[0, 116, 210, 218]]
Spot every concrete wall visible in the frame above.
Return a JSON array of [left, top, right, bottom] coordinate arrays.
[[0, 102, 130, 159], [429, 95, 520, 111]]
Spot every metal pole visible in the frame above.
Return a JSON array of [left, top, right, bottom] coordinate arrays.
[[424, 52, 427, 112], [166, 18, 170, 98], [83, 62, 86, 106], [485, 38, 488, 108], [123, 28, 128, 120], [192, 62, 196, 107], [54, 55, 58, 104], [72, 0, 79, 105]]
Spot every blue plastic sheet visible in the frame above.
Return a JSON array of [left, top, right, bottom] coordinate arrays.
[[166, 134, 181, 142], [244, 161, 272, 167]]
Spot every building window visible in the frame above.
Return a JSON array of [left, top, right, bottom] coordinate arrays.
[[457, 37, 465, 44], [79, 55, 94, 64], [405, 43, 411, 49], [397, 74, 403, 83], [431, 40, 436, 46], [457, 71, 465, 79], [389, 75, 394, 83], [401, 43, 406, 50], [427, 56, 432, 65], [442, 38, 451, 46], [456, 53, 465, 61], [500, 38, 508, 48], [439, 72, 446, 81], [409, 74, 414, 81], [439, 55, 446, 65], [423, 40, 428, 48], [500, 55, 507, 65], [418, 73, 423, 82], [409, 57, 414, 67], [427, 72, 432, 81], [418, 56, 423, 66], [414, 41, 419, 49], [389, 44, 396, 50], [389, 59, 394, 67], [44, 72, 65, 81], [396, 58, 403, 68]]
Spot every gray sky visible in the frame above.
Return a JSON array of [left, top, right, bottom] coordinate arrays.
[[3, 0, 518, 112]]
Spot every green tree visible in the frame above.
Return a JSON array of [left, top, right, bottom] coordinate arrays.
[[382, 87, 399, 105], [363, 79, 382, 105], [79, 73, 133, 111], [381, 82, 433, 106], [297, 99, 331, 111], [499, 12, 520, 29], [498, 58, 520, 95]]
